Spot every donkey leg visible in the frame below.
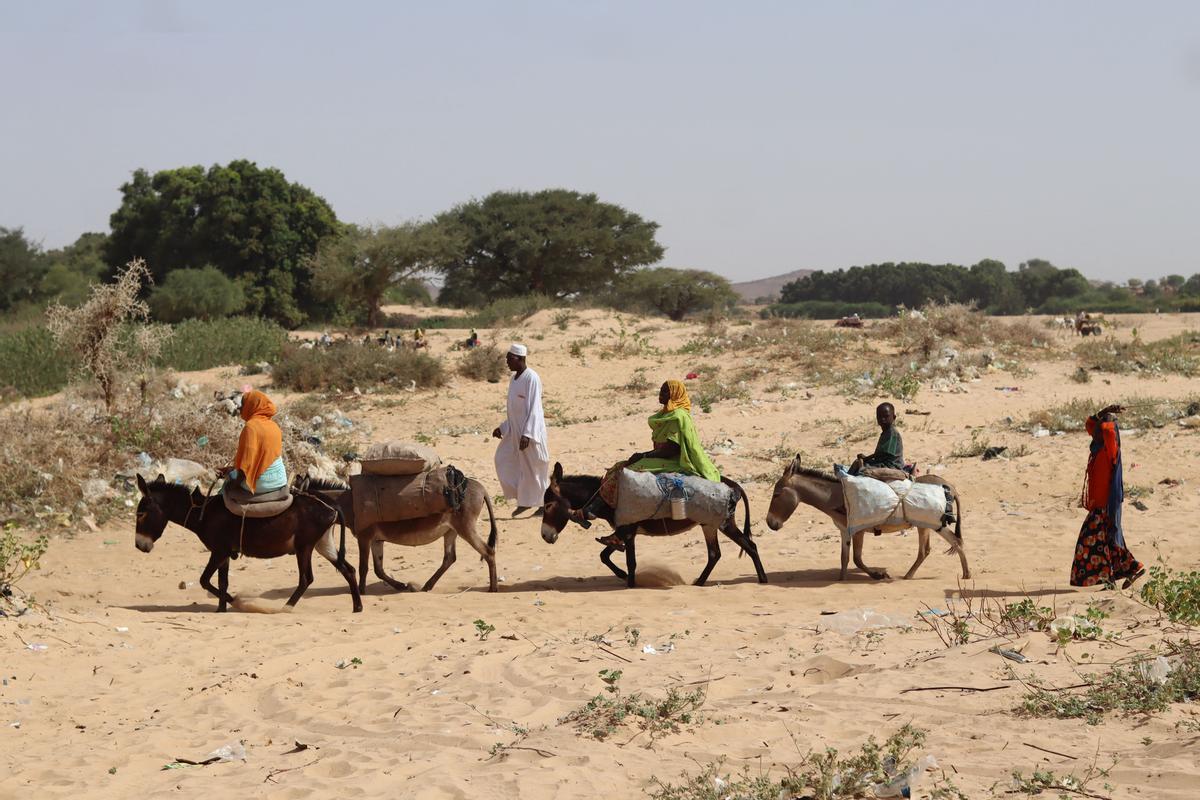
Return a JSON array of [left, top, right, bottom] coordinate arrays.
[[622, 529, 638, 588], [839, 531, 851, 581], [199, 552, 236, 610], [371, 538, 413, 592], [720, 521, 768, 583], [286, 543, 317, 607], [693, 527, 722, 586], [457, 513, 498, 592], [217, 560, 230, 613], [599, 546, 628, 581], [935, 528, 971, 579], [852, 531, 888, 580], [904, 529, 931, 579], [421, 533, 457, 592], [357, 532, 372, 593]]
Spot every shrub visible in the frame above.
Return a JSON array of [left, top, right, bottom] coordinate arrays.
[[156, 317, 288, 371], [1075, 333, 1200, 377], [464, 294, 556, 328], [0, 526, 49, 606], [0, 326, 74, 398], [1140, 566, 1200, 625], [603, 268, 738, 321], [272, 342, 445, 392], [457, 345, 505, 382], [559, 670, 706, 743], [149, 266, 246, 322], [763, 300, 895, 320]]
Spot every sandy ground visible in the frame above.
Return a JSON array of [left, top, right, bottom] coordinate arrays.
[[4, 309, 1200, 798]]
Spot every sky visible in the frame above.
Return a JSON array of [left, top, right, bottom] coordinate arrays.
[[2, 1, 1199, 283]]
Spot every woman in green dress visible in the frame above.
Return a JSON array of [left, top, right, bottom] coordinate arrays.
[[574, 380, 720, 538]]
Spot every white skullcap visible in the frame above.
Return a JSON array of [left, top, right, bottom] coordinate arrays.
[[508, 343, 528, 357]]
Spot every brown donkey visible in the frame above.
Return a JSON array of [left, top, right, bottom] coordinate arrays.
[[540, 462, 767, 588], [134, 474, 363, 612], [765, 456, 970, 581], [301, 477, 499, 593]]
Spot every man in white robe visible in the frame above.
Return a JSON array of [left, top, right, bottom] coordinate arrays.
[[492, 343, 551, 516]]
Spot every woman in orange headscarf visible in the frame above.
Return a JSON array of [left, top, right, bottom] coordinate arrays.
[[223, 389, 288, 494]]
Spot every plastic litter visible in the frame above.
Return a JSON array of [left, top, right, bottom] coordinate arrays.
[[135, 452, 153, 469], [196, 435, 209, 447], [1136, 656, 1172, 685], [872, 754, 938, 797], [1049, 616, 1076, 637], [821, 608, 903, 636], [990, 645, 1029, 663], [114, 626, 129, 633], [205, 742, 246, 762], [25, 643, 48, 652], [642, 645, 659, 655]]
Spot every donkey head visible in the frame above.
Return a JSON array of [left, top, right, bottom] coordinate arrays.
[[540, 462, 571, 544], [134, 473, 170, 552], [766, 454, 804, 531]]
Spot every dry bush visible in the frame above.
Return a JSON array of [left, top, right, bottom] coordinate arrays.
[[875, 303, 1051, 358], [46, 259, 172, 412], [273, 342, 445, 392], [1025, 395, 1200, 433], [457, 345, 505, 382], [1075, 333, 1200, 377]]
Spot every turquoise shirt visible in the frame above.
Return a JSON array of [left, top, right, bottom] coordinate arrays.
[[230, 457, 288, 494]]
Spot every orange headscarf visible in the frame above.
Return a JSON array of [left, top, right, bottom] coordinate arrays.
[[662, 379, 692, 413], [235, 390, 283, 492]]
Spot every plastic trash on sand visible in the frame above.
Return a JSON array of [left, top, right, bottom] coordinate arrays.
[[872, 754, 938, 797], [205, 742, 246, 762], [1136, 656, 1172, 685], [821, 608, 903, 636]]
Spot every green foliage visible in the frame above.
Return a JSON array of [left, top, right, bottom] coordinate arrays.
[[272, 342, 445, 392], [0, 326, 73, 398], [149, 266, 246, 322], [434, 189, 664, 306], [0, 526, 49, 603], [604, 268, 738, 321], [559, 669, 705, 742], [457, 345, 505, 382], [308, 223, 457, 327], [384, 277, 434, 306], [649, 725, 935, 800], [1018, 642, 1200, 724], [463, 294, 556, 328], [472, 619, 495, 640], [764, 300, 895, 320], [0, 227, 46, 311], [1140, 566, 1200, 625], [155, 317, 288, 371], [105, 160, 342, 326]]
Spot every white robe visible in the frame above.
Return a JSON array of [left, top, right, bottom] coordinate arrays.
[[494, 367, 551, 507]]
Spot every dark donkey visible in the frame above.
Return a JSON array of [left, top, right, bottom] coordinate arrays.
[[540, 463, 767, 587], [134, 474, 363, 612], [299, 477, 500, 594]]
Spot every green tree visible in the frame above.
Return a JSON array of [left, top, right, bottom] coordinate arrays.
[[105, 160, 342, 326], [433, 189, 664, 306], [149, 266, 246, 322], [39, 232, 108, 306], [308, 223, 457, 327], [0, 227, 45, 311], [1165, 274, 1186, 291], [608, 268, 738, 320], [1182, 274, 1200, 296]]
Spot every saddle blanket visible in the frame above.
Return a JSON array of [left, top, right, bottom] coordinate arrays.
[[841, 475, 953, 537]]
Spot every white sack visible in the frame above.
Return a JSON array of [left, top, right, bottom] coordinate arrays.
[[841, 476, 952, 537], [361, 441, 442, 476], [614, 470, 735, 528]]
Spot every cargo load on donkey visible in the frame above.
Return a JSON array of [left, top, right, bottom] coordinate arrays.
[[351, 442, 467, 529], [613, 469, 737, 529]]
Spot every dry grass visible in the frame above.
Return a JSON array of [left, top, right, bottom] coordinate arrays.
[[1075, 332, 1200, 377], [456, 345, 505, 382], [273, 342, 445, 392]]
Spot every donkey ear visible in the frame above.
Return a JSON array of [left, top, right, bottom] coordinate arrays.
[[551, 462, 563, 483], [136, 473, 148, 494]]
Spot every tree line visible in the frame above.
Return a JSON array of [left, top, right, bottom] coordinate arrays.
[[773, 259, 1200, 318], [2, 160, 738, 327]]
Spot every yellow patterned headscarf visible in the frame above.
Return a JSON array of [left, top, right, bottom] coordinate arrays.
[[663, 379, 692, 413]]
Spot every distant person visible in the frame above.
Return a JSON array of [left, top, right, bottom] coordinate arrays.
[[1071, 405, 1144, 588], [492, 344, 550, 517], [413, 328, 427, 349], [465, 329, 479, 349]]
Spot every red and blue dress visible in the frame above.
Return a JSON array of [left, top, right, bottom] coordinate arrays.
[[1070, 415, 1142, 587]]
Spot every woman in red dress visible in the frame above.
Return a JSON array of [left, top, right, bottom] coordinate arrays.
[[1070, 404, 1144, 588]]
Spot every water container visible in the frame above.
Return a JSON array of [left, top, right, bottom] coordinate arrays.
[[671, 496, 687, 519]]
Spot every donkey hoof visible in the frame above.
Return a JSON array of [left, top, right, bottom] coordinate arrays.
[[869, 570, 889, 581]]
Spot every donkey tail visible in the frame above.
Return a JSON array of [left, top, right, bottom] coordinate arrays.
[[721, 476, 752, 542], [479, 480, 498, 553]]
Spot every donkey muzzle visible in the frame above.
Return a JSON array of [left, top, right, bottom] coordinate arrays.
[[540, 522, 560, 544], [135, 533, 155, 553]]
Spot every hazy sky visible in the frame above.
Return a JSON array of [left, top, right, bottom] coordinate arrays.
[[3, 1, 1198, 282]]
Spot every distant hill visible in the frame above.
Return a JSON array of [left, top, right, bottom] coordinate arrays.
[[730, 269, 814, 303]]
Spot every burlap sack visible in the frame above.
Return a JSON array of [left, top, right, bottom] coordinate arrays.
[[361, 441, 442, 476], [350, 465, 466, 528], [840, 476, 953, 537], [222, 483, 294, 518], [613, 470, 736, 528]]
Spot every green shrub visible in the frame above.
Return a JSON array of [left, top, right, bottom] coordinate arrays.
[[1140, 566, 1200, 624], [464, 294, 556, 328], [0, 326, 74, 398], [603, 268, 738, 321], [156, 317, 288, 371], [149, 266, 246, 322], [457, 345, 505, 381], [273, 342, 445, 392], [1, 526, 49, 605]]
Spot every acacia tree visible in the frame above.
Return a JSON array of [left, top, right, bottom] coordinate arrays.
[[46, 258, 170, 412], [610, 268, 738, 320], [433, 189, 664, 306], [308, 223, 457, 327], [105, 160, 342, 326]]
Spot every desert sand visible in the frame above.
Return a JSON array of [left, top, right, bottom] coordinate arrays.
[[3, 309, 1200, 799]]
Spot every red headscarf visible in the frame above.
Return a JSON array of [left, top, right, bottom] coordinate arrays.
[[235, 390, 283, 492]]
